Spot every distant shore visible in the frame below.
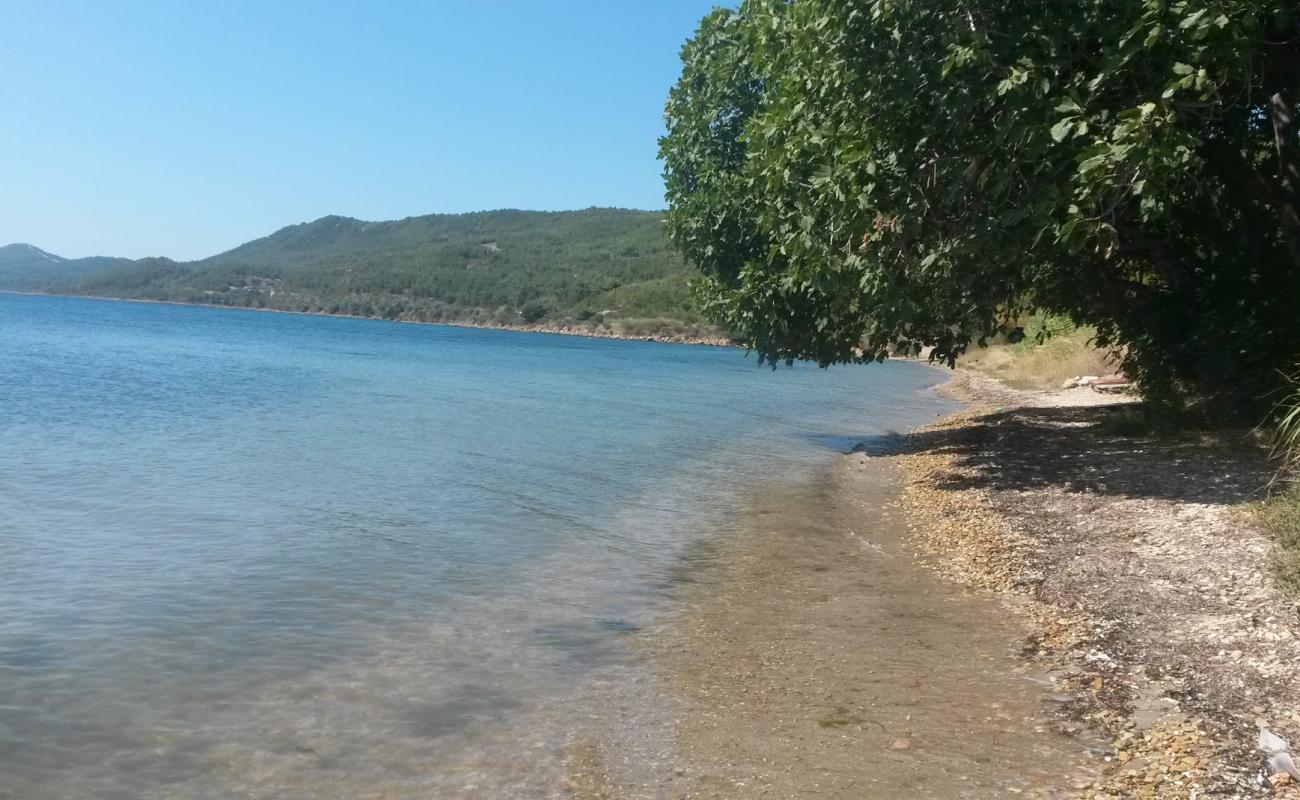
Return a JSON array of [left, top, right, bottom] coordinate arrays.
[[0, 290, 738, 348]]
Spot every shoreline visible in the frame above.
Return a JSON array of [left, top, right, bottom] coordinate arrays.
[[587, 368, 1300, 797], [599, 437, 1103, 798], [889, 371, 1300, 797], [0, 290, 738, 348]]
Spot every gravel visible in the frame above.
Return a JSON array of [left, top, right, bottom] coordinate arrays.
[[888, 372, 1300, 798]]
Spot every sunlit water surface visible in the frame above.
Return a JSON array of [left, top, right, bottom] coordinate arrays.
[[0, 294, 955, 798]]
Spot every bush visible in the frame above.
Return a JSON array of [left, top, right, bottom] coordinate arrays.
[[1270, 370, 1300, 475], [519, 300, 548, 324]]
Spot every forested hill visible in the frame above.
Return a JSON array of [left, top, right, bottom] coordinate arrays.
[[0, 243, 131, 289], [0, 209, 716, 338]]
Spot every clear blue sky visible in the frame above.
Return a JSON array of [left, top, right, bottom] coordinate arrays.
[[0, 1, 721, 260]]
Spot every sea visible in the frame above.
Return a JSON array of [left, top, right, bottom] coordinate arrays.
[[0, 292, 955, 798]]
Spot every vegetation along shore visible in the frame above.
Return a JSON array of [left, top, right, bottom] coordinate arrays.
[[0, 290, 735, 347]]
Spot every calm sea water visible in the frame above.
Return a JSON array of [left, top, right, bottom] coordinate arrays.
[[0, 293, 954, 797]]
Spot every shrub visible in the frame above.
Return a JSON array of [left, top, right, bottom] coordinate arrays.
[[519, 300, 548, 324]]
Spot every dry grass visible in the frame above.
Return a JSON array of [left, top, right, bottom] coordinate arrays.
[[1255, 485, 1300, 596], [961, 325, 1118, 391]]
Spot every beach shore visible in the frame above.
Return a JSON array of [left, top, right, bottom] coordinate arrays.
[[566, 419, 1106, 798], [646, 456, 1104, 798], [571, 369, 1300, 798], [890, 372, 1300, 798]]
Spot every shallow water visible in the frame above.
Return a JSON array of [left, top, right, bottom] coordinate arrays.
[[0, 293, 955, 798], [645, 459, 1102, 798]]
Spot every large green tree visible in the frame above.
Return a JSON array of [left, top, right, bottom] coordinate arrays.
[[662, 0, 1300, 414]]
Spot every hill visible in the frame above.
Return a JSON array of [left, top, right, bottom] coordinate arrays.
[[1, 209, 719, 339], [0, 244, 131, 290]]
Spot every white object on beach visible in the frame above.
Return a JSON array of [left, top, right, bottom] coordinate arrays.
[[1259, 727, 1300, 780]]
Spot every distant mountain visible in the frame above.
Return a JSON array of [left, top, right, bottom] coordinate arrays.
[[1, 209, 716, 338], [0, 243, 132, 289], [0, 243, 62, 266]]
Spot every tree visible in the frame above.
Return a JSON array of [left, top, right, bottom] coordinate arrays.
[[520, 299, 549, 324], [662, 0, 1300, 416]]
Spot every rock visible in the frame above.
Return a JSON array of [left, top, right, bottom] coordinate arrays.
[[1260, 727, 1289, 756], [890, 738, 913, 750], [1259, 728, 1300, 781], [1270, 752, 1300, 781]]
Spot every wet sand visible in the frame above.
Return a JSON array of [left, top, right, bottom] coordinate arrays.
[[616, 455, 1102, 798]]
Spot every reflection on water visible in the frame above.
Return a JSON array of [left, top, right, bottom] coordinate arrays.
[[0, 293, 955, 798]]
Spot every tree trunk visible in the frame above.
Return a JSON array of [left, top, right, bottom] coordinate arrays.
[[1272, 89, 1300, 268]]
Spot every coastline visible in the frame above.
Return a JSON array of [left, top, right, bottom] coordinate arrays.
[[573, 368, 1300, 798], [586, 438, 1104, 798], [0, 290, 737, 348], [889, 372, 1300, 798]]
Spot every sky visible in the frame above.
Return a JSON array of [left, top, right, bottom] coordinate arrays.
[[0, 1, 721, 260]]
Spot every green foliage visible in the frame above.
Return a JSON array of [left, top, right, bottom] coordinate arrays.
[[662, 1, 1300, 416], [519, 299, 548, 323], [1269, 369, 1300, 473], [77, 258, 189, 298], [1018, 313, 1081, 349], [0, 244, 129, 289], [3, 209, 713, 331]]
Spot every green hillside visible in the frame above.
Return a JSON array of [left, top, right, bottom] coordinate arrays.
[[3, 209, 718, 338], [0, 244, 131, 289]]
